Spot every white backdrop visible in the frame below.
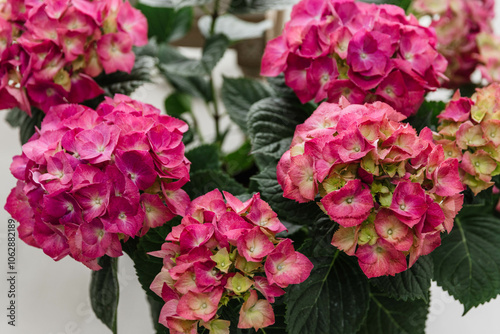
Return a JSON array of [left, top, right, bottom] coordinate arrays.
[[2, 2, 500, 333]]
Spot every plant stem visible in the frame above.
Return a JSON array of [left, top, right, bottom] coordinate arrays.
[[209, 0, 223, 149], [189, 109, 205, 143], [210, 0, 221, 36], [210, 74, 222, 147]]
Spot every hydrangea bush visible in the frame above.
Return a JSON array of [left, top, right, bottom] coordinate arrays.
[[149, 189, 313, 333], [5, 94, 190, 269], [0, 0, 147, 113], [261, 0, 446, 116], [277, 98, 464, 277]]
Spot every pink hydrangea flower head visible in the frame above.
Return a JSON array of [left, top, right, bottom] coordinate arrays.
[[149, 189, 313, 332], [279, 100, 464, 277], [0, 0, 149, 113], [436, 84, 500, 195], [261, 0, 446, 116], [5, 95, 191, 269]]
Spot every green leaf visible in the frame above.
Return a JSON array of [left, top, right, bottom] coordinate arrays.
[[164, 92, 192, 118], [136, 4, 193, 43], [223, 140, 256, 177], [122, 220, 177, 334], [183, 169, 248, 199], [90, 256, 119, 334], [138, 0, 213, 8], [186, 144, 221, 173], [161, 34, 229, 76], [229, 0, 298, 13], [5, 108, 25, 128], [431, 206, 500, 313], [266, 74, 296, 99], [250, 166, 323, 225], [161, 58, 207, 77], [95, 55, 154, 96], [200, 33, 230, 72], [359, 0, 412, 11], [285, 251, 370, 334], [247, 97, 309, 158], [198, 14, 273, 41], [18, 107, 44, 145], [357, 288, 428, 334], [369, 255, 433, 302], [221, 76, 273, 132], [406, 100, 446, 133], [161, 67, 213, 101]]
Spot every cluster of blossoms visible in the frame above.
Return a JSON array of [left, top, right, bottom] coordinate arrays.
[[277, 99, 464, 277], [435, 83, 500, 195], [410, 0, 495, 88], [5, 94, 190, 269], [0, 0, 147, 114], [149, 189, 313, 333], [260, 0, 446, 117]]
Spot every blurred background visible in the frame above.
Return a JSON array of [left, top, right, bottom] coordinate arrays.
[[2, 1, 500, 333]]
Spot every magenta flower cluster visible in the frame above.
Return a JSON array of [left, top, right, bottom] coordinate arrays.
[[149, 189, 313, 333], [0, 0, 148, 114], [411, 0, 495, 88], [260, 0, 446, 117], [436, 83, 500, 195], [277, 99, 464, 278], [5, 94, 190, 270]]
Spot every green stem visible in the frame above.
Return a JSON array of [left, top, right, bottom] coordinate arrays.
[[210, 0, 221, 36], [189, 109, 205, 144], [260, 328, 268, 334], [210, 74, 222, 148]]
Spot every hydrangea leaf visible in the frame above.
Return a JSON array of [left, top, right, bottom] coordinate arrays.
[[285, 250, 370, 334], [247, 97, 309, 159], [221, 76, 273, 132], [136, 4, 193, 43], [90, 256, 119, 334], [95, 55, 154, 96], [222, 140, 256, 177], [250, 166, 323, 225], [164, 92, 191, 118], [122, 220, 177, 334], [6, 107, 44, 145], [431, 206, 500, 313], [357, 287, 428, 334], [369, 255, 433, 302], [161, 34, 229, 76]]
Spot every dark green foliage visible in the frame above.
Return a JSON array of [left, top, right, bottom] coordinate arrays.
[[357, 287, 429, 334], [432, 205, 500, 313], [369, 256, 433, 302], [221, 76, 273, 132], [95, 55, 155, 96], [186, 144, 221, 173]]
